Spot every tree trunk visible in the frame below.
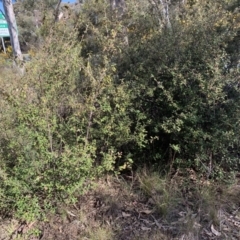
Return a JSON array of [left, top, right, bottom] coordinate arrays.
[[159, 0, 171, 29], [110, 0, 126, 18], [54, 0, 62, 22], [3, 0, 22, 60], [150, 0, 172, 29], [110, 0, 128, 45]]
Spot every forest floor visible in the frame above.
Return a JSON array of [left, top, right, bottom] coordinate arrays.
[[0, 169, 240, 240]]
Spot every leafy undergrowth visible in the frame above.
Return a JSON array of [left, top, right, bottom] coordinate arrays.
[[0, 169, 240, 240]]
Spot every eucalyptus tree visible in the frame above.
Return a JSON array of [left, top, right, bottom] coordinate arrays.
[[2, 0, 22, 60]]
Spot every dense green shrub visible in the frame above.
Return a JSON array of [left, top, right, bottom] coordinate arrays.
[[0, 9, 146, 219], [119, 0, 240, 176]]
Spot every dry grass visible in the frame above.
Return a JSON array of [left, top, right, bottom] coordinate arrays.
[[137, 168, 181, 217], [1, 169, 239, 239]]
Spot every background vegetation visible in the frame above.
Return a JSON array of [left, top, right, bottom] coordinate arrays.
[[0, 0, 239, 223]]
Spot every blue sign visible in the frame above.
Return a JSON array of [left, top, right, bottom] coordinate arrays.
[[0, 13, 10, 37]]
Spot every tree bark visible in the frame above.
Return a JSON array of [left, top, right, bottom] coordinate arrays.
[[3, 0, 22, 60]]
